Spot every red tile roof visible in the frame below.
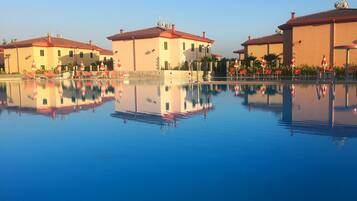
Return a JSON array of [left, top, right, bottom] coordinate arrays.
[[212, 53, 222, 58], [0, 36, 108, 52], [242, 34, 283, 46], [98, 48, 113, 56], [279, 8, 357, 30], [107, 27, 214, 43], [233, 49, 244, 54]]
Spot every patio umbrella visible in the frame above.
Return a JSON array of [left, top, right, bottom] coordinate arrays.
[[234, 60, 239, 68], [321, 55, 328, 70], [57, 60, 62, 73], [80, 61, 85, 71], [31, 61, 37, 72], [115, 60, 122, 71], [100, 62, 105, 71], [81, 86, 86, 97], [261, 59, 267, 68]]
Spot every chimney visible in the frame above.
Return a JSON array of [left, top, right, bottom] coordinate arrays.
[[172, 24, 176, 33], [47, 33, 52, 43], [291, 12, 296, 19], [248, 36, 251, 40], [120, 29, 124, 34], [89, 40, 92, 47], [203, 31, 206, 38]]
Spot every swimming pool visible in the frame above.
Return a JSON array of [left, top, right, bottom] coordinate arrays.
[[0, 80, 356, 201]]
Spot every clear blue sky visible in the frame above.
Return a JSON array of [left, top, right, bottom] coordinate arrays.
[[0, 0, 351, 57]]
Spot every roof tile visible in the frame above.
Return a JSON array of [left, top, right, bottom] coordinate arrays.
[[107, 27, 214, 43]]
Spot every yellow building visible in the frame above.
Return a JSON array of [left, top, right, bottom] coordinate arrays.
[[0, 48, 4, 71], [0, 35, 113, 74], [107, 24, 214, 72], [279, 6, 357, 67], [233, 49, 245, 62], [98, 48, 113, 62], [241, 34, 284, 60], [4, 80, 115, 119]]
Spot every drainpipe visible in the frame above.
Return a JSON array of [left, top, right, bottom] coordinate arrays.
[[330, 21, 335, 68], [132, 37, 136, 72], [16, 46, 20, 73], [345, 48, 350, 81]]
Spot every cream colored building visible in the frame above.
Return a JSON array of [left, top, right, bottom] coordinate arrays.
[[107, 25, 214, 72], [99, 48, 113, 62], [279, 7, 357, 67], [112, 82, 213, 126], [0, 35, 113, 74]]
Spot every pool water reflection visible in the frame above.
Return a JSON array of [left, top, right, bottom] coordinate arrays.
[[0, 80, 357, 201]]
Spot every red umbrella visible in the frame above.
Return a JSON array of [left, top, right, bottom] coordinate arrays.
[[321, 55, 328, 70], [80, 61, 85, 71], [234, 60, 239, 68], [57, 60, 62, 72], [261, 59, 267, 68], [100, 62, 105, 71], [31, 61, 37, 72]]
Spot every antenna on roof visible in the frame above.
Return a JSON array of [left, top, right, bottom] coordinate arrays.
[[335, 0, 349, 9], [157, 18, 174, 29], [275, 28, 283, 35]]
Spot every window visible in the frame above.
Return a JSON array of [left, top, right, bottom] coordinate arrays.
[[41, 65, 45, 70], [43, 99, 48, 105], [80, 52, 84, 58], [90, 52, 93, 58], [166, 102, 170, 111], [58, 50, 61, 57], [164, 42, 168, 50], [183, 42, 186, 51], [60, 98, 64, 104], [104, 57, 107, 61], [207, 47, 210, 53], [191, 44, 195, 51], [40, 50, 45, 56], [199, 45, 202, 53], [69, 51, 74, 57], [184, 102, 187, 110], [164, 61, 169, 70]]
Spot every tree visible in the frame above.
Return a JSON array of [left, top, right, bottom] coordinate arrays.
[[263, 54, 280, 68]]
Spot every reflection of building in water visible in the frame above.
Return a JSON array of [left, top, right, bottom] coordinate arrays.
[[282, 84, 357, 136], [112, 83, 214, 127], [3, 80, 115, 119], [0, 83, 7, 112], [237, 84, 284, 114], [236, 83, 357, 144]]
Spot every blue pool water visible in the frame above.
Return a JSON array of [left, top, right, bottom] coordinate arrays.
[[0, 80, 357, 201]]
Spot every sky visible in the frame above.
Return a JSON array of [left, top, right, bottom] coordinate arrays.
[[0, 0, 352, 57]]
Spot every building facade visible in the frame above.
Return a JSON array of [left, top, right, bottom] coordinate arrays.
[[241, 34, 284, 60], [107, 25, 214, 72], [0, 48, 4, 71], [279, 8, 357, 67], [0, 35, 112, 74], [233, 49, 245, 62]]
